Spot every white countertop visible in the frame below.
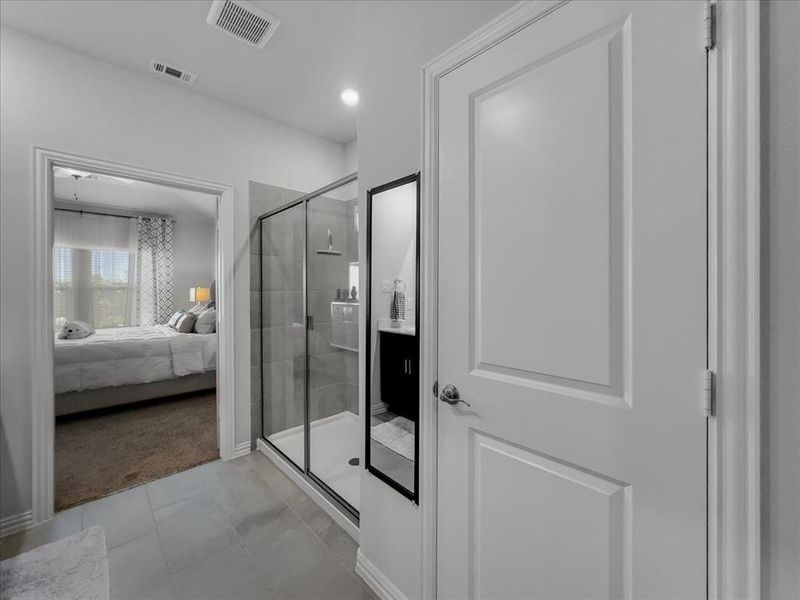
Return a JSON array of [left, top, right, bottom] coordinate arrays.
[[377, 320, 415, 336]]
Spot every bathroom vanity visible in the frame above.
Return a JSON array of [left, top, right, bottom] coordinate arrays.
[[378, 328, 419, 422]]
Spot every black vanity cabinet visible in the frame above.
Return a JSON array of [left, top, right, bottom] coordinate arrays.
[[379, 331, 419, 422]]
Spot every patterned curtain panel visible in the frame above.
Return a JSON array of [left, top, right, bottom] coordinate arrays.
[[136, 217, 175, 325]]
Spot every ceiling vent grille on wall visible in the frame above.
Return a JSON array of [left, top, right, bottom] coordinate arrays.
[[206, 0, 280, 49], [149, 59, 198, 85]]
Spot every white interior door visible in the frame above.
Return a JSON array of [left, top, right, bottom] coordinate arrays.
[[436, 1, 707, 598]]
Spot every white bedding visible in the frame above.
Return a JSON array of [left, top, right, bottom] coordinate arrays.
[[54, 325, 217, 394]]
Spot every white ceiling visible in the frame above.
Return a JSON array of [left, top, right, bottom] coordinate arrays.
[[0, 1, 358, 143], [53, 168, 218, 222]]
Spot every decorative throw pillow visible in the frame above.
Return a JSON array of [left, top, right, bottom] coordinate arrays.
[[167, 310, 185, 328], [194, 307, 216, 334], [187, 303, 208, 316], [57, 320, 95, 340], [174, 312, 197, 333]]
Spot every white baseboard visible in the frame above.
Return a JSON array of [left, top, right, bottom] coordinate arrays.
[[355, 549, 409, 600], [256, 438, 359, 542], [0, 511, 34, 538], [231, 441, 252, 458]]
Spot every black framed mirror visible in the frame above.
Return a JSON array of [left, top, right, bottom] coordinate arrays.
[[365, 172, 420, 502]]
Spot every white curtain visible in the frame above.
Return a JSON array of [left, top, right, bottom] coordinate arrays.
[[135, 217, 175, 326], [53, 211, 138, 328], [53, 211, 136, 251]]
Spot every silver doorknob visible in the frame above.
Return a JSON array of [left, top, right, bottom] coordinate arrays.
[[439, 384, 471, 407]]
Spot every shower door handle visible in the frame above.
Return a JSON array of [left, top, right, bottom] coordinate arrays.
[[439, 384, 470, 407], [307, 315, 314, 330]]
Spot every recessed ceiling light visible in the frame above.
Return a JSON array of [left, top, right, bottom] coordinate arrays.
[[340, 89, 359, 107]]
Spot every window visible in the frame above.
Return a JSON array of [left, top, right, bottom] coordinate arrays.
[[53, 247, 135, 329], [349, 261, 359, 298], [53, 247, 74, 324], [91, 249, 132, 328]]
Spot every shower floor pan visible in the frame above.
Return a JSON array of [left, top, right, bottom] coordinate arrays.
[[267, 410, 360, 511]]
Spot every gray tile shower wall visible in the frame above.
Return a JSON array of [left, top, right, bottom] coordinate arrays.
[[344, 197, 360, 415], [249, 181, 305, 448], [307, 195, 359, 424], [260, 207, 306, 441]]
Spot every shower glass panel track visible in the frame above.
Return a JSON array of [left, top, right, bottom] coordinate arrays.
[[259, 173, 360, 519]]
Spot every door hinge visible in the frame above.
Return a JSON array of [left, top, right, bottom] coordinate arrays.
[[433, 380, 438, 398], [704, 2, 716, 51], [702, 369, 715, 417]]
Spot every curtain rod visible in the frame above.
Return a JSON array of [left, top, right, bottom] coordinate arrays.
[[54, 207, 175, 222]]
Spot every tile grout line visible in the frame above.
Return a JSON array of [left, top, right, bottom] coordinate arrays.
[[312, 523, 375, 596], [260, 468, 368, 588], [145, 473, 194, 598], [261, 494, 372, 597], [76, 453, 368, 599], [238, 456, 348, 591], [201, 461, 278, 598]]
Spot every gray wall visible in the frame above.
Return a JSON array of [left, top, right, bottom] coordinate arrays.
[[173, 219, 216, 312], [761, 2, 800, 598], [354, 2, 516, 597]]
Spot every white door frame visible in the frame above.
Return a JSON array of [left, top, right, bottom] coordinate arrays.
[[31, 147, 237, 525], [419, 1, 761, 598]]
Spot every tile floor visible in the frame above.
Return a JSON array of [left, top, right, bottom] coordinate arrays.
[[0, 452, 375, 600]]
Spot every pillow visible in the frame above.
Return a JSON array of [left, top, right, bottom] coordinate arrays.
[[57, 320, 95, 340], [187, 303, 208, 316], [167, 310, 185, 328], [194, 307, 216, 334], [174, 312, 197, 333]]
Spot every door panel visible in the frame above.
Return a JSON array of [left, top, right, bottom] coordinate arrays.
[[306, 181, 361, 512], [261, 203, 306, 472], [471, 432, 629, 599], [472, 15, 628, 402], [437, 2, 706, 598]]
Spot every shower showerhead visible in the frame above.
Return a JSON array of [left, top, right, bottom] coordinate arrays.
[[317, 229, 342, 255]]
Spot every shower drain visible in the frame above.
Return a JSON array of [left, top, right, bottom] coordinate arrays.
[[348, 457, 359, 466]]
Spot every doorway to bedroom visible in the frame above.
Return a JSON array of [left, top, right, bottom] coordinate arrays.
[[50, 164, 221, 512]]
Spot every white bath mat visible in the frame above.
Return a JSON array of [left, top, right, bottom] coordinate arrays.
[[0, 526, 109, 600], [371, 416, 415, 460]]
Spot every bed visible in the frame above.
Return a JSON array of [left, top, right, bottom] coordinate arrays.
[[54, 325, 217, 416]]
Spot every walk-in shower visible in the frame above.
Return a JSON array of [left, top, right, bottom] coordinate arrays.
[[258, 173, 360, 517]]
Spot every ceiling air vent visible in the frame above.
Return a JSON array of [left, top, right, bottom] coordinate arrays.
[[206, 0, 280, 49], [149, 59, 197, 86]]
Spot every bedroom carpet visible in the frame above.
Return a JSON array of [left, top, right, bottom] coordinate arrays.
[[55, 391, 218, 512]]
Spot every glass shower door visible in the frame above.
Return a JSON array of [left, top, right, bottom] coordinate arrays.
[[306, 179, 360, 511], [260, 202, 306, 471]]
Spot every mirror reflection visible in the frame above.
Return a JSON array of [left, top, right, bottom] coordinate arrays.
[[366, 174, 419, 501]]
